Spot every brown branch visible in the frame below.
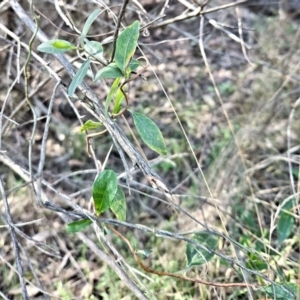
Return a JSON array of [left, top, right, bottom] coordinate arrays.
[[108, 225, 257, 289]]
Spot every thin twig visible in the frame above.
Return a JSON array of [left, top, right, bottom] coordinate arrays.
[[23, 0, 40, 201], [0, 178, 29, 300], [0, 253, 56, 298], [0, 291, 10, 300], [36, 81, 60, 205], [77, 231, 149, 300], [151, 0, 249, 29]]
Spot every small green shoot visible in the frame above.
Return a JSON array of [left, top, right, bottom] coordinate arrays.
[[112, 88, 125, 114], [80, 120, 102, 133], [104, 78, 121, 113]]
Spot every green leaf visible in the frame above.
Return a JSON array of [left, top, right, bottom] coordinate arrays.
[[92, 170, 118, 215], [129, 58, 140, 72], [67, 219, 92, 233], [95, 63, 123, 80], [112, 88, 125, 114], [37, 40, 77, 54], [110, 186, 126, 221], [115, 21, 140, 73], [105, 78, 120, 114], [68, 59, 90, 96], [246, 252, 268, 271], [277, 198, 294, 244], [84, 40, 104, 62], [80, 120, 102, 133], [80, 8, 101, 46], [131, 111, 167, 156], [261, 283, 298, 299], [186, 232, 218, 268]]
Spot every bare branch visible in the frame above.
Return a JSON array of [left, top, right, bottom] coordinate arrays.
[[0, 178, 29, 300], [151, 0, 249, 29]]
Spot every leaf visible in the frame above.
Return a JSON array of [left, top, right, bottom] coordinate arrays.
[[67, 219, 92, 233], [115, 21, 140, 73], [80, 120, 102, 133], [129, 58, 140, 72], [131, 111, 167, 156], [95, 63, 123, 80], [186, 232, 218, 268], [68, 59, 90, 97], [246, 252, 268, 271], [37, 40, 76, 54], [80, 8, 101, 46], [92, 170, 118, 215], [110, 186, 126, 221], [261, 283, 298, 299], [84, 40, 104, 62], [105, 78, 120, 114], [113, 88, 125, 114], [277, 198, 294, 244]]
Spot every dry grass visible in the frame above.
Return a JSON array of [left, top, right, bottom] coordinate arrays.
[[0, 0, 300, 299]]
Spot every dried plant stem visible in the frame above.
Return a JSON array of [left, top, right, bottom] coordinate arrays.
[[0, 179, 29, 300]]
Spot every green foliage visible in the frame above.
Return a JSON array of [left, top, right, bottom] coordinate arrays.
[[185, 232, 218, 268], [277, 198, 294, 244], [37, 39, 77, 53], [105, 78, 121, 113], [260, 283, 299, 299], [110, 186, 126, 221], [112, 88, 125, 114], [114, 20, 140, 74], [80, 8, 102, 46], [128, 58, 140, 72], [80, 120, 102, 133], [246, 252, 268, 271], [84, 40, 104, 62], [131, 111, 167, 156], [68, 59, 91, 96], [95, 63, 123, 80], [67, 219, 92, 233], [92, 170, 118, 215], [92, 170, 127, 220]]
